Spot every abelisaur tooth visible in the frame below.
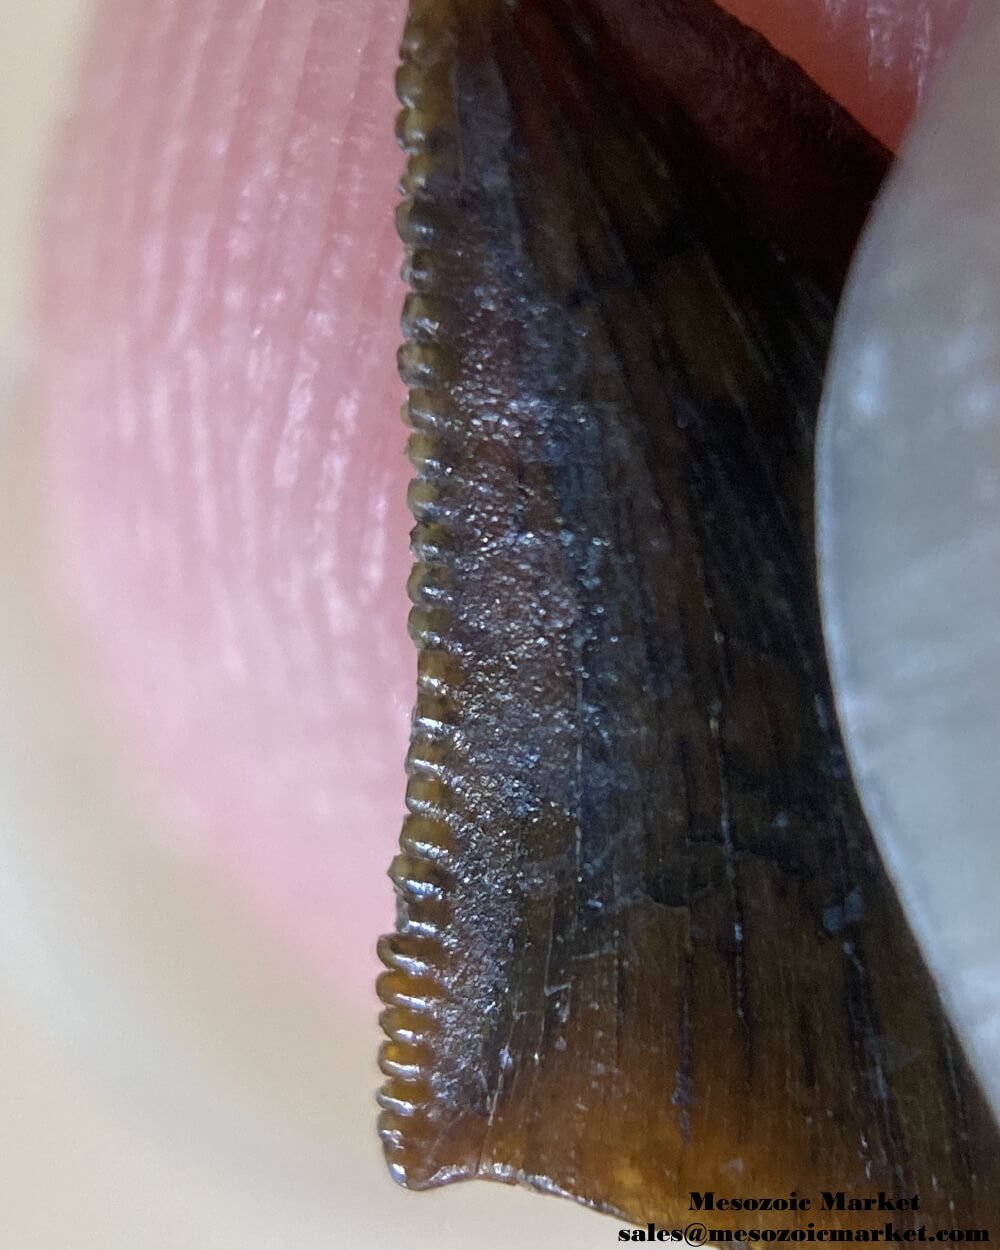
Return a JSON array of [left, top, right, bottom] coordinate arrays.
[[378, 0, 1000, 1229]]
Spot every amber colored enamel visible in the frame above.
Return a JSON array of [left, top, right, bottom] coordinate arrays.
[[378, 0, 1000, 1227]]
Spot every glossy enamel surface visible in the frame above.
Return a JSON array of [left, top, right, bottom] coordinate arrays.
[[379, 0, 1000, 1226]]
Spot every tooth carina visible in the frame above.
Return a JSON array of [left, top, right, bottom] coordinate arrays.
[[382, 0, 1000, 1227]]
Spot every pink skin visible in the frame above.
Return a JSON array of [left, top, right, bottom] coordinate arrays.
[[37, 0, 968, 1009], [716, 0, 970, 149]]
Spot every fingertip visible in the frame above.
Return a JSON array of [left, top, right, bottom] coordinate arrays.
[[38, 0, 413, 1008], [719, 0, 971, 147], [819, 1, 1000, 1116]]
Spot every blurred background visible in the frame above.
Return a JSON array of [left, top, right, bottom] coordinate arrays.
[[0, 4, 604, 1244]]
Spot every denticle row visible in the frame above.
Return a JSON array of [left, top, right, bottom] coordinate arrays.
[[377, 1, 466, 1174]]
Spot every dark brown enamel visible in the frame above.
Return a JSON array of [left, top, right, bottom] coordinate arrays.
[[378, 0, 1000, 1227]]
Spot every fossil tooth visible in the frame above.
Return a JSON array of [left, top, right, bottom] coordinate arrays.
[[378, 0, 1000, 1227]]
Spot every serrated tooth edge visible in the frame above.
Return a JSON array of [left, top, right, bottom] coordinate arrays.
[[377, 5, 466, 1182]]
